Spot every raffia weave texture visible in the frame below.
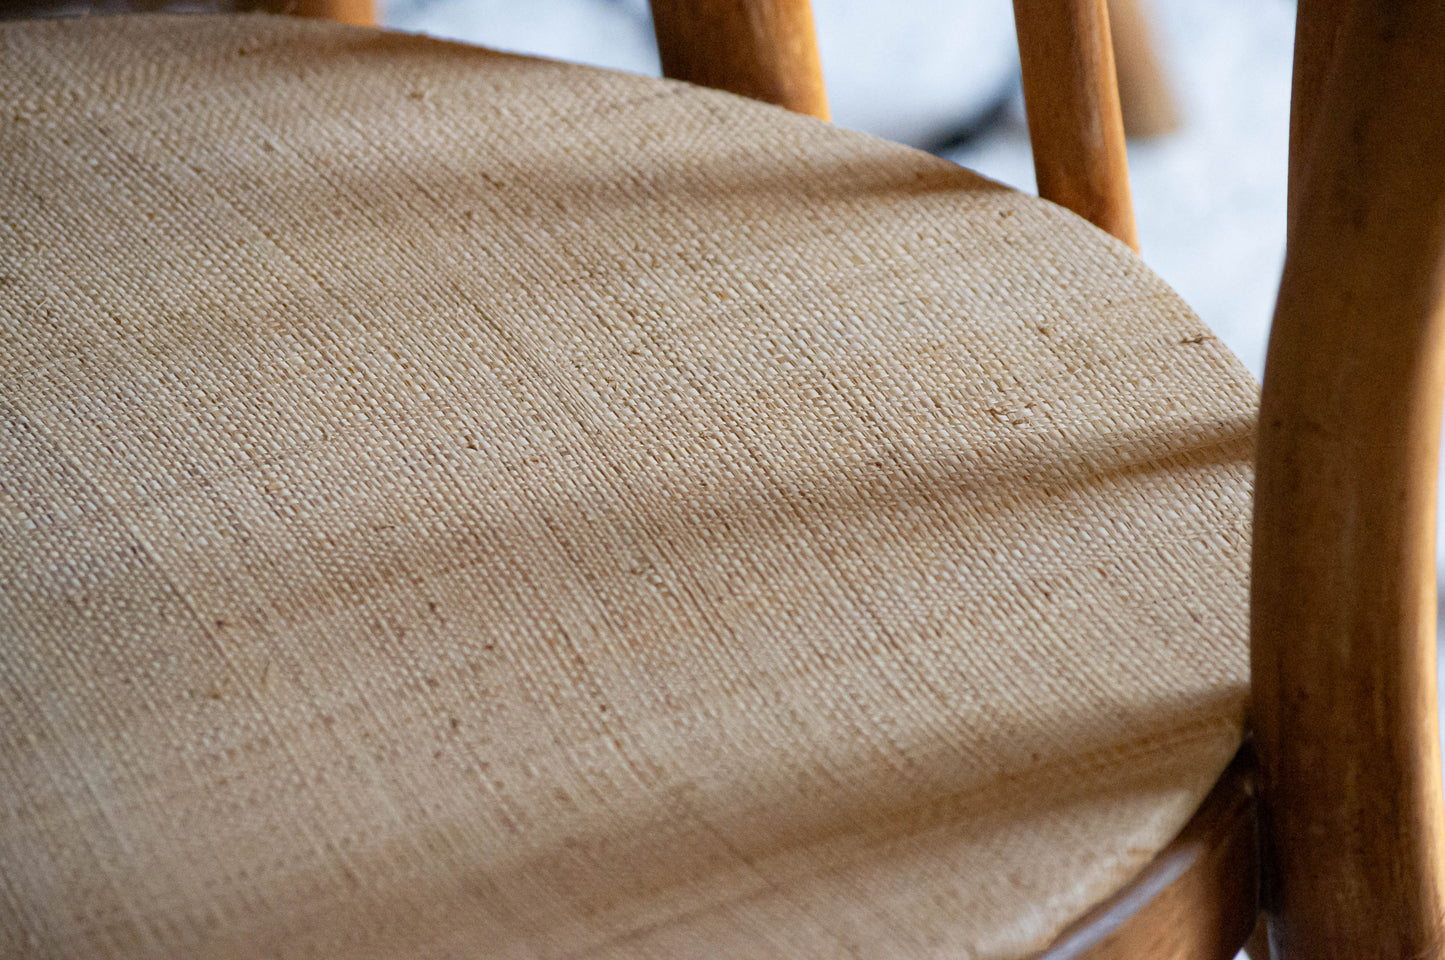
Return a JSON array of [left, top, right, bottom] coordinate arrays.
[[0, 15, 1256, 958]]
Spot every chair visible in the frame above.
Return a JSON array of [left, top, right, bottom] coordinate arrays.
[[0, 1, 1440, 957]]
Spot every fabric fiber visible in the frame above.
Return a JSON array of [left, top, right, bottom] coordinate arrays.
[[0, 15, 1256, 958]]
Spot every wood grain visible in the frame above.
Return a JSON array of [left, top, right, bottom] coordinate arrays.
[[1285, 0, 1349, 226], [1011, 0, 1138, 249], [1251, 2, 1445, 956], [649, 0, 829, 120], [1033, 748, 1258, 960]]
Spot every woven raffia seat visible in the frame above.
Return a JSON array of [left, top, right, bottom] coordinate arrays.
[[0, 15, 1256, 958]]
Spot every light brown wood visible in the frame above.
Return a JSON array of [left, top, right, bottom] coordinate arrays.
[[1285, 0, 1349, 226], [648, 0, 829, 120], [1033, 749, 1258, 960], [265, 0, 375, 26], [1011, 0, 1138, 250], [1106, 0, 1180, 139], [1251, 3, 1445, 957]]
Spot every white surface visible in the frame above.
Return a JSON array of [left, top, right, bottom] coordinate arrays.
[[814, 0, 1018, 145], [385, 0, 662, 75]]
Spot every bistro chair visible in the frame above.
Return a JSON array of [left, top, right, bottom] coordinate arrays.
[[2, 1, 1442, 956]]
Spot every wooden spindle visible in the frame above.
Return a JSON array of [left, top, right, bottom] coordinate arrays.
[[649, 0, 829, 120], [1012, 0, 1138, 249], [1251, 3, 1445, 956]]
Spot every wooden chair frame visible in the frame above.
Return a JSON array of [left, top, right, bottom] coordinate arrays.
[[645, 1, 1445, 957]]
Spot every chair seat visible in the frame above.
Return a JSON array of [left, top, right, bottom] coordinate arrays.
[[0, 15, 1255, 958]]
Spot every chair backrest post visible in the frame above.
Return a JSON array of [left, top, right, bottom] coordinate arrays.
[[1012, 0, 1138, 250], [1252, 2, 1445, 955], [280, 0, 375, 26], [649, 0, 830, 121], [650, 0, 1137, 249], [1287, 0, 1349, 228]]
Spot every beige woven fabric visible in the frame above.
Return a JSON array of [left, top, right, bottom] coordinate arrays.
[[0, 15, 1256, 959]]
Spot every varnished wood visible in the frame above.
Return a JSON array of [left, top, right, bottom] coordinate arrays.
[[649, 0, 829, 120], [299, 0, 373, 26], [1285, 0, 1349, 225], [1251, 2, 1445, 957], [1106, 0, 1180, 139], [1011, 0, 1138, 249], [1033, 749, 1258, 960], [260, 0, 375, 25]]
